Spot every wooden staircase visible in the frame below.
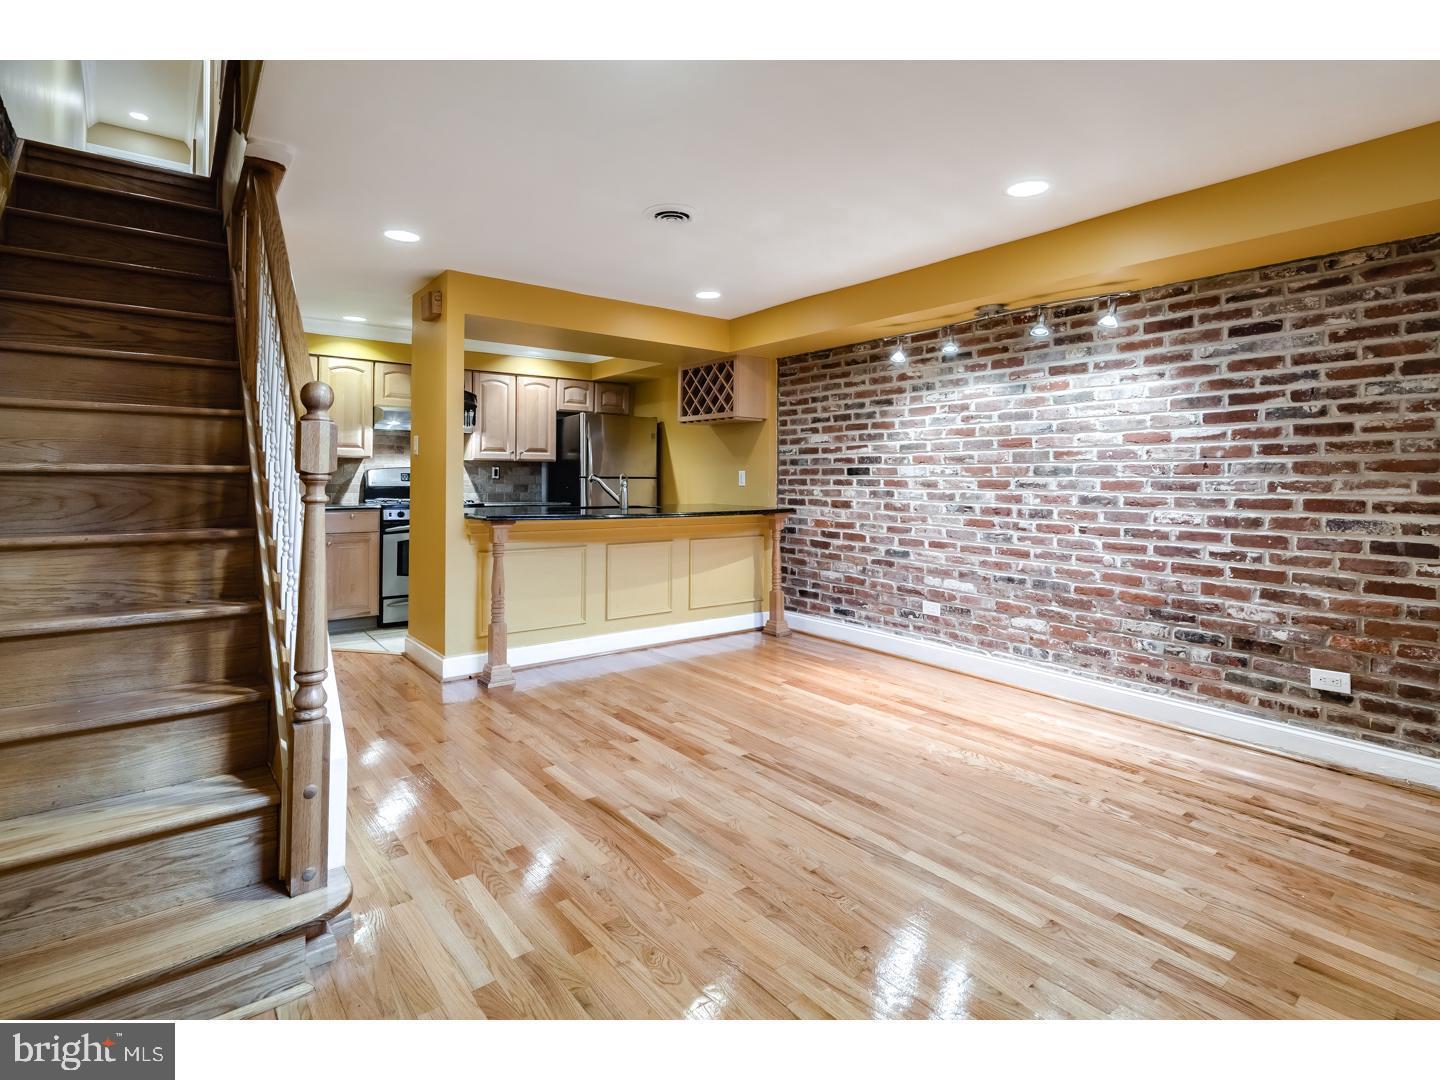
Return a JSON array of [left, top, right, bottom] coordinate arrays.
[[0, 142, 348, 1020]]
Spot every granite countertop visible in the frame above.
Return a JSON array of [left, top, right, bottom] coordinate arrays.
[[465, 503, 791, 523]]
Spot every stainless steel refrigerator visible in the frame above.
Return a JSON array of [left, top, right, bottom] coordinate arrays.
[[552, 413, 660, 508]]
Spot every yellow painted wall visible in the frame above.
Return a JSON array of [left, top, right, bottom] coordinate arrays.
[[304, 333, 598, 380], [632, 361, 778, 507], [305, 334, 411, 365]]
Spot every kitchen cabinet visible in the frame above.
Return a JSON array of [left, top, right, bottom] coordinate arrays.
[[556, 378, 594, 412], [677, 354, 768, 424], [515, 376, 558, 461], [465, 371, 517, 461], [326, 509, 379, 620], [595, 381, 632, 415], [374, 362, 412, 408], [317, 355, 374, 459]]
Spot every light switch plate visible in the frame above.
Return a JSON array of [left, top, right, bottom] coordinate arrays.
[[491, 466, 500, 480], [411, 435, 420, 455], [738, 469, 747, 487], [1310, 668, 1351, 694]]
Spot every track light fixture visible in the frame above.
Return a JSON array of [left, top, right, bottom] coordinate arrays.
[[940, 339, 960, 357], [889, 337, 908, 365], [1028, 307, 1051, 339], [1098, 296, 1120, 329]]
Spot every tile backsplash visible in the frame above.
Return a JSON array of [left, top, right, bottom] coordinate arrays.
[[326, 432, 547, 506]]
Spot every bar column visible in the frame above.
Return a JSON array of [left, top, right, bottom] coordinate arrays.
[[762, 512, 792, 638], [480, 522, 516, 688]]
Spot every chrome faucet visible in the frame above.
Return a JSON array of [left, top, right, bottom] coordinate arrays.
[[587, 473, 629, 513]]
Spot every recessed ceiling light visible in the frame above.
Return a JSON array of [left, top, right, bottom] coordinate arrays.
[[694, 290, 721, 300], [1005, 179, 1050, 199], [383, 229, 420, 243], [342, 315, 367, 323], [129, 111, 149, 122]]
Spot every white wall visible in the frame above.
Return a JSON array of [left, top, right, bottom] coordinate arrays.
[[0, 60, 86, 148]]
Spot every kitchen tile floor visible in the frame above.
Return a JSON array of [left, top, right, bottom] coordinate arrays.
[[331, 627, 407, 655]]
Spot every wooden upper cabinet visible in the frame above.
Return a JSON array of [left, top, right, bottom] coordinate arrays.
[[515, 376, 558, 461], [595, 381, 632, 415], [318, 356, 373, 459], [374, 362, 412, 408], [466, 371, 517, 461], [556, 378, 595, 413]]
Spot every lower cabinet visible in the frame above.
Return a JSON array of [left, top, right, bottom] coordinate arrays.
[[326, 510, 379, 620]]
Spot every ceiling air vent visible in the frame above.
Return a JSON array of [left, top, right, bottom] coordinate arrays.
[[647, 204, 694, 224]]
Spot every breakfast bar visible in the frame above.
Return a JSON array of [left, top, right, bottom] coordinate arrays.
[[463, 505, 792, 687]]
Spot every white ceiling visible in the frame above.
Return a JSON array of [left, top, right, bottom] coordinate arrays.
[[84, 61, 199, 144], [251, 61, 1440, 335]]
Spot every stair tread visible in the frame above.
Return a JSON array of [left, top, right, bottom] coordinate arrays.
[[0, 768, 279, 876], [15, 170, 222, 215], [0, 600, 263, 641], [0, 244, 231, 284], [0, 462, 248, 474], [0, 679, 269, 747], [0, 869, 348, 1018], [0, 288, 235, 324], [0, 527, 256, 551], [4, 208, 227, 249], [0, 341, 239, 369], [0, 394, 243, 419]]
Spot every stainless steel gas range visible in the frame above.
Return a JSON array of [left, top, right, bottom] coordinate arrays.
[[360, 467, 410, 627]]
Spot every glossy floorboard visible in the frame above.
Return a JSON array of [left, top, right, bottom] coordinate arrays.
[[253, 633, 1440, 1019]]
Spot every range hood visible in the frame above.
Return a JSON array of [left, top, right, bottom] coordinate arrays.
[[373, 405, 411, 432]]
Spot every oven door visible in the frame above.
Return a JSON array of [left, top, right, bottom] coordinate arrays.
[[381, 526, 409, 599]]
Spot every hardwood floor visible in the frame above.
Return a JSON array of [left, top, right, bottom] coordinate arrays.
[[254, 632, 1440, 1019]]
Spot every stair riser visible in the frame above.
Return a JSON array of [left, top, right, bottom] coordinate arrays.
[[0, 348, 242, 408], [0, 406, 246, 466], [0, 472, 252, 536], [19, 150, 214, 208], [0, 252, 232, 315], [0, 296, 234, 360], [13, 176, 225, 242], [56, 929, 307, 1021], [1, 213, 227, 276], [0, 809, 277, 960], [2, 539, 257, 618], [0, 704, 270, 818], [0, 616, 264, 709]]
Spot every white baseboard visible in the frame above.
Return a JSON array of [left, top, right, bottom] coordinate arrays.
[[789, 613, 1440, 791], [405, 612, 765, 682]]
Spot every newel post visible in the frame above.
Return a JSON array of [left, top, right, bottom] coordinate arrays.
[[289, 380, 337, 894]]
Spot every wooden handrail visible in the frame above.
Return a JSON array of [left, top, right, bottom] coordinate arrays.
[[225, 157, 336, 896], [249, 163, 312, 414]]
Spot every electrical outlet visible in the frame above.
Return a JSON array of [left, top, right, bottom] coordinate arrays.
[[411, 434, 420, 455], [738, 469, 747, 487], [1310, 668, 1351, 694], [491, 466, 500, 480], [922, 601, 943, 617]]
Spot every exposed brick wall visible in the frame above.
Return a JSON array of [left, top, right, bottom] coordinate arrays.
[[778, 234, 1440, 756]]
